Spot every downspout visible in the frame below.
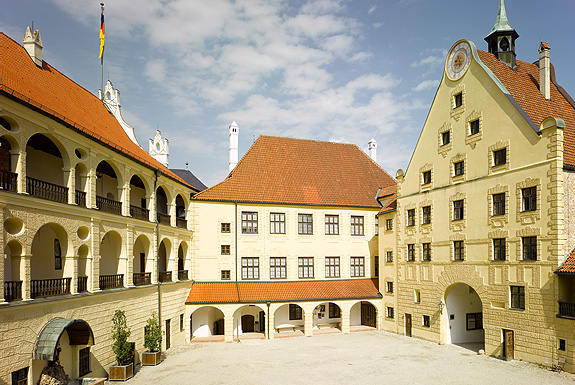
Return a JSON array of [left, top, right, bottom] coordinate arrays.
[[235, 202, 238, 284], [154, 168, 162, 352]]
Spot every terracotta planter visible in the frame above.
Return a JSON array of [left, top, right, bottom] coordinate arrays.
[[109, 362, 134, 381], [142, 351, 161, 366]]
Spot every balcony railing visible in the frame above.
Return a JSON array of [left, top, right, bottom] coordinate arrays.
[[157, 212, 171, 226], [27, 176, 68, 203], [4, 281, 22, 302], [159, 271, 172, 283], [133, 272, 151, 286], [178, 270, 189, 280], [78, 276, 88, 293], [176, 217, 187, 229], [31, 277, 72, 299], [558, 301, 575, 318], [96, 195, 122, 215], [130, 205, 150, 221], [76, 190, 86, 207], [99, 274, 124, 290], [0, 170, 17, 192]]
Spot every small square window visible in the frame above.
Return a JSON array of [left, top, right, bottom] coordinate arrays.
[[522, 236, 537, 261], [422, 170, 431, 184], [454, 161, 464, 176], [493, 193, 505, 216], [422, 206, 431, 225], [221, 223, 231, 233], [386, 281, 394, 293], [469, 119, 480, 135], [466, 313, 483, 330], [11, 367, 28, 385], [454, 93, 463, 108], [442, 131, 451, 146], [510, 286, 525, 310], [493, 148, 507, 166], [423, 315, 430, 327], [407, 209, 415, 227], [221, 270, 231, 280], [386, 219, 393, 230], [386, 306, 395, 319], [289, 304, 303, 320], [386, 251, 393, 263], [221, 245, 230, 255], [559, 339, 566, 351]]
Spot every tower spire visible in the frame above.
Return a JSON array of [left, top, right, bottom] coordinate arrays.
[[489, 0, 514, 34], [485, 0, 519, 69]]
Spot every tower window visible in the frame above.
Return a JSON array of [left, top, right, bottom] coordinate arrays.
[[500, 37, 509, 52]]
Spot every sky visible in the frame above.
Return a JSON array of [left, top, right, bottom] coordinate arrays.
[[2, 0, 575, 187]]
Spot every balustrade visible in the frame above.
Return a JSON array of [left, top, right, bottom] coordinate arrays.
[[0, 170, 17, 191], [176, 217, 187, 229], [99, 274, 124, 290], [133, 272, 151, 286], [130, 205, 150, 221], [75, 190, 86, 207], [77, 276, 88, 292], [96, 195, 122, 215], [158, 271, 172, 283], [178, 270, 188, 280], [558, 301, 575, 318], [4, 281, 22, 302], [31, 277, 72, 298], [26, 176, 68, 203], [157, 212, 171, 226]]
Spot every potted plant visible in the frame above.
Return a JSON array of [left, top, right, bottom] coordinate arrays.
[[109, 310, 134, 381], [142, 313, 162, 366]]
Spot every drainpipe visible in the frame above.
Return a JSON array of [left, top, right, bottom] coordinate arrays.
[[266, 301, 271, 340], [154, 168, 163, 352]]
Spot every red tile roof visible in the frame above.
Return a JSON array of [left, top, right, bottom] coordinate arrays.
[[186, 279, 380, 303], [0, 32, 197, 190], [477, 49, 575, 166], [557, 249, 575, 274], [194, 136, 396, 208]]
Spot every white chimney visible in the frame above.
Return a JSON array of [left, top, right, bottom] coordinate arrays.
[[539, 42, 551, 100], [149, 130, 169, 167], [229, 121, 239, 173], [368, 138, 377, 162], [23, 26, 43, 67]]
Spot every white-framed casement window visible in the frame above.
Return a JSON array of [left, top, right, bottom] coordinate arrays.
[[325, 215, 339, 235], [298, 214, 313, 234], [270, 257, 287, 279], [241, 257, 259, 280], [270, 212, 286, 234], [325, 257, 340, 278], [241, 212, 258, 233], [298, 257, 314, 278], [350, 257, 365, 277], [351, 216, 364, 236]]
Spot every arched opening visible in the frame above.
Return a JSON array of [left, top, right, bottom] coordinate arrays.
[[26, 133, 67, 203], [96, 161, 121, 215], [158, 239, 172, 282], [4, 240, 23, 301], [129, 175, 149, 221], [0, 135, 17, 191], [175, 194, 187, 229], [177, 242, 188, 280], [274, 304, 304, 336], [233, 305, 266, 338], [30, 223, 70, 298], [99, 231, 123, 290], [499, 37, 509, 52], [156, 187, 170, 225], [0, 116, 14, 131], [312, 302, 342, 333], [190, 306, 225, 340], [77, 245, 89, 293], [350, 301, 377, 330], [133, 235, 151, 285], [444, 283, 484, 348], [74, 162, 88, 207]]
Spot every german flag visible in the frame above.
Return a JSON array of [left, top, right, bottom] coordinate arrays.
[[99, 11, 105, 59]]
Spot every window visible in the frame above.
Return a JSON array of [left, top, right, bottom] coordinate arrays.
[[241, 257, 259, 280], [270, 213, 286, 234], [221, 245, 230, 255], [469, 119, 480, 135], [325, 215, 339, 235], [221, 223, 231, 233], [329, 303, 341, 318], [510, 286, 525, 310], [386, 281, 394, 293], [350, 257, 365, 277], [54, 239, 62, 270], [407, 244, 415, 262], [414, 289, 421, 303], [454, 161, 464, 176], [454, 92, 463, 108], [375, 216, 379, 235], [180, 314, 184, 332], [442, 131, 451, 146], [351, 216, 364, 236], [374, 255, 379, 278], [422, 170, 431, 184], [270, 257, 287, 279], [493, 238, 506, 261], [423, 315, 430, 327], [241, 212, 258, 233], [298, 214, 313, 235], [453, 200, 464, 220], [493, 148, 506, 166], [79, 347, 90, 377], [493, 193, 505, 216], [386, 251, 393, 263], [454, 241, 464, 261], [221, 270, 231, 280], [466, 313, 483, 330], [422, 243, 431, 261], [522, 236, 537, 261], [298, 257, 314, 278], [12, 367, 28, 385], [386, 307, 395, 319], [386, 219, 393, 230], [522, 187, 537, 212], [325, 257, 340, 278], [289, 304, 302, 320], [422, 206, 431, 225], [559, 339, 566, 351], [407, 209, 415, 227]]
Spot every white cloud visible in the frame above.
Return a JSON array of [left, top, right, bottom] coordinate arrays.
[[368, 6, 377, 14], [413, 79, 438, 92], [411, 55, 444, 68]]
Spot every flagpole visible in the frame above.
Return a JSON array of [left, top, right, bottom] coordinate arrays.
[[100, 3, 105, 101]]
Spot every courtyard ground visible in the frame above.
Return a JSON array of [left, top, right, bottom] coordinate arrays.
[[129, 331, 573, 384]]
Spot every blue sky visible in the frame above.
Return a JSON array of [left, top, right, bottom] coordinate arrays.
[[2, 0, 575, 187]]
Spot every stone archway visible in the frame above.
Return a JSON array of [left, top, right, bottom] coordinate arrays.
[[444, 283, 484, 346]]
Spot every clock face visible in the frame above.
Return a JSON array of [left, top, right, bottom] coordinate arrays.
[[446, 41, 472, 81]]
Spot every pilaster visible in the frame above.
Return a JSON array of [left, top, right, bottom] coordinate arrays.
[[122, 182, 131, 216], [21, 254, 31, 300], [341, 311, 350, 334], [304, 311, 313, 337], [17, 150, 26, 194], [224, 315, 234, 343], [126, 226, 134, 287], [70, 255, 78, 294], [65, 167, 75, 204]]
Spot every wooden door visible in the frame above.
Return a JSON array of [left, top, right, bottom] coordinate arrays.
[[259, 311, 266, 332], [361, 302, 376, 327], [405, 314, 412, 337], [504, 330, 514, 361], [165, 319, 171, 349], [242, 315, 255, 332]]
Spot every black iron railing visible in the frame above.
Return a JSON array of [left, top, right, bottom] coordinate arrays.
[[0, 170, 17, 191], [99, 274, 124, 290], [133, 272, 151, 286], [96, 195, 122, 215], [78, 276, 88, 292], [558, 301, 575, 318], [4, 280, 22, 302], [27, 176, 68, 203], [159, 271, 172, 283], [31, 277, 72, 298]]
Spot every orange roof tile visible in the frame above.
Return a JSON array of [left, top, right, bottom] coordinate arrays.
[[194, 136, 396, 208], [477, 50, 575, 166], [556, 249, 575, 274], [186, 279, 380, 303], [0, 33, 197, 190]]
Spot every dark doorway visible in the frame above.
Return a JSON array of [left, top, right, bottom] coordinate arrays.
[[259, 311, 265, 332], [165, 319, 171, 349], [361, 302, 376, 327], [213, 319, 224, 335], [503, 329, 514, 361], [139, 253, 145, 273], [242, 314, 255, 332], [405, 314, 412, 337]]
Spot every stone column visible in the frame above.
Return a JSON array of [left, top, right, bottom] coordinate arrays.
[[90, 255, 101, 291], [125, 226, 134, 287], [151, 231, 158, 284], [341, 309, 350, 334], [149, 190, 156, 223], [88, 169, 97, 209], [304, 311, 313, 337], [70, 254, 78, 294], [122, 182, 131, 217], [21, 254, 31, 300], [170, 239, 179, 281], [65, 167, 75, 204], [267, 307, 274, 340], [17, 150, 26, 194], [169, 203, 176, 227], [224, 315, 234, 343]]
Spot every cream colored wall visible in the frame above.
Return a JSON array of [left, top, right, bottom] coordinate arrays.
[[379, 210, 398, 333], [191, 201, 379, 281]]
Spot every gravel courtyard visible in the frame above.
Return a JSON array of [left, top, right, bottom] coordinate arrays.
[[129, 331, 573, 384]]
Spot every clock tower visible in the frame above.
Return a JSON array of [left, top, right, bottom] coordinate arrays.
[[484, 0, 519, 69]]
